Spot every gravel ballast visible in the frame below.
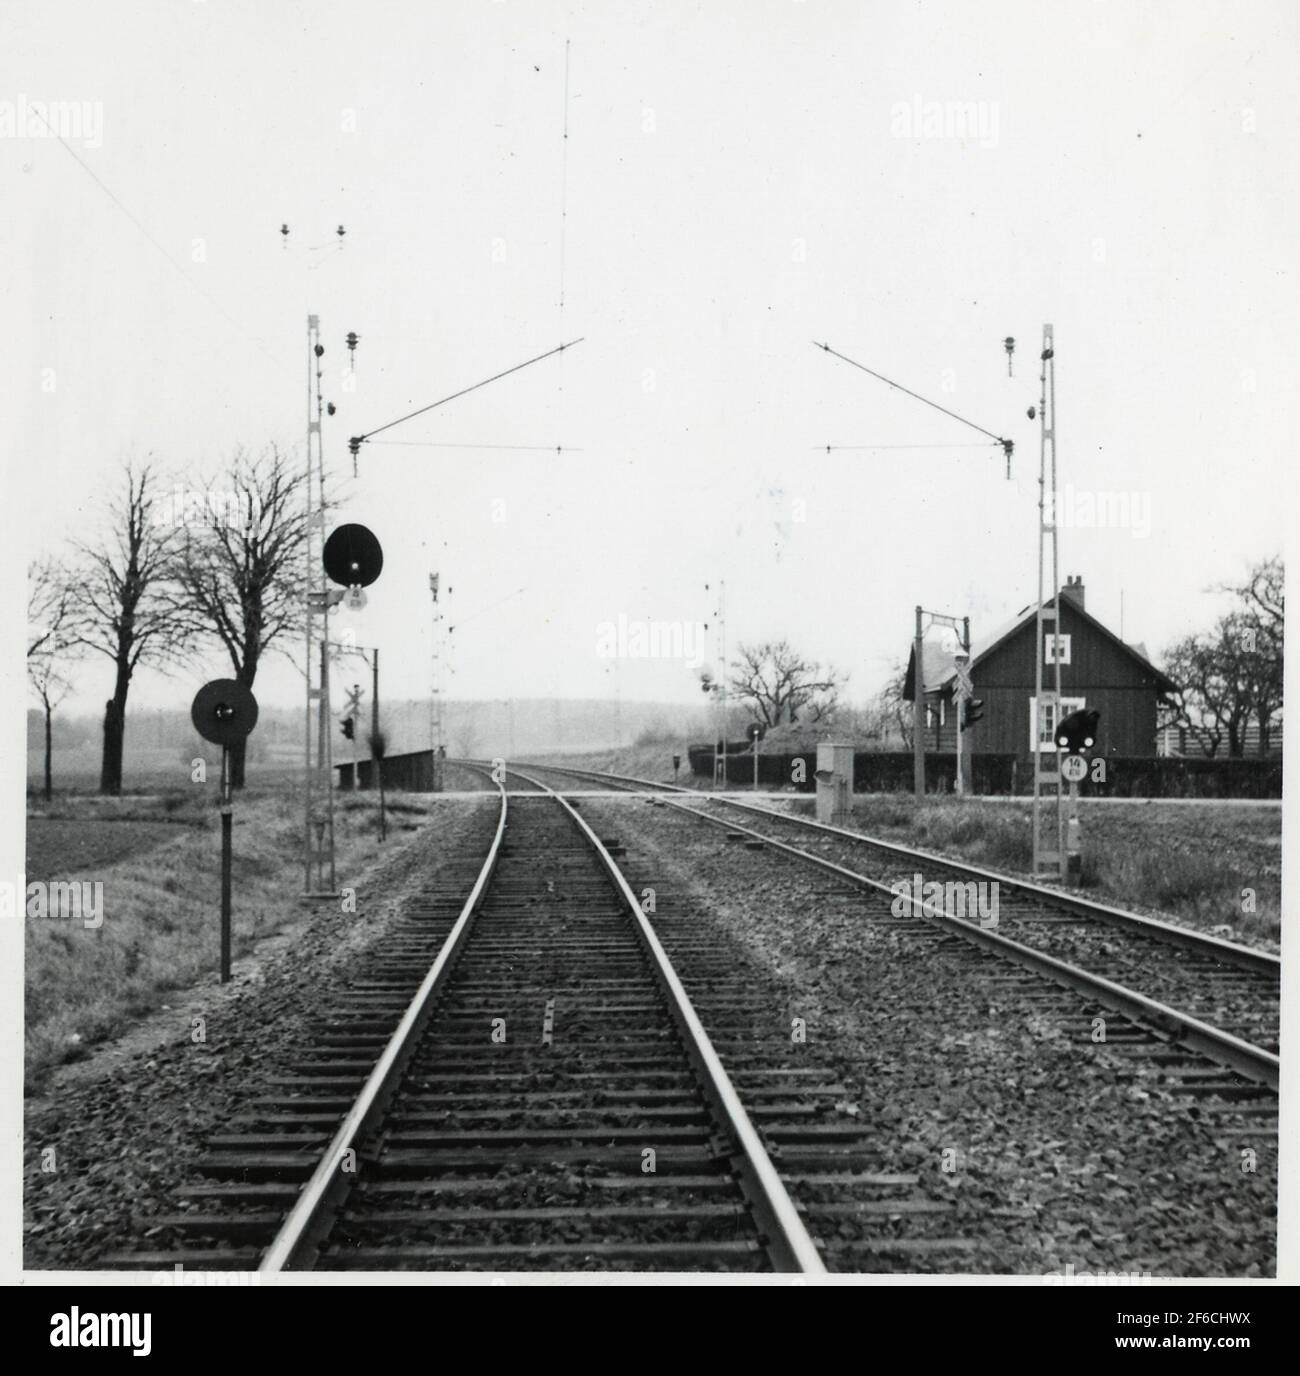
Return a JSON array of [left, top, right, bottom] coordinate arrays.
[[24, 798, 498, 1270], [584, 797, 1276, 1277]]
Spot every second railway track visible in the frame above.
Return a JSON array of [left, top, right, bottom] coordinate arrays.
[[506, 761, 1279, 1087]]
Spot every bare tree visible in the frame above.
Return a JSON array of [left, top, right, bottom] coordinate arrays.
[[453, 706, 480, 758], [1221, 556, 1284, 754], [1232, 555, 1284, 635], [67, 464, 193, 795], [876, 662, 914, 749], [27, 559, 77, 799], [728, 640, 845, 728], [177, 446, 309, 787], [28, 558, 73, 660], [1162, 617, 1255, 757], [1156, 658, 1218, 756], [1163, 557, 1285, 758]]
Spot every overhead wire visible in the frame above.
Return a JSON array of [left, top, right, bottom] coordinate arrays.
[[367, 441, 583, 452], [29, 106, 283, 365], [814, 341, 1012, 453], [351, 338, 584, 446]]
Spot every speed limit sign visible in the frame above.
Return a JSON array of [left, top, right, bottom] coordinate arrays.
[[1060, 754, 1087, 783]]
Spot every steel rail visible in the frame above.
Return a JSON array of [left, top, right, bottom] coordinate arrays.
[[518, 762, 1279, 976], [659, 800, 1279, 1090], [703, 797, 1280, 975], [512, 764, 1277, 1086], [504, 767, 827, 1274], [259, 780, 510, 1273]]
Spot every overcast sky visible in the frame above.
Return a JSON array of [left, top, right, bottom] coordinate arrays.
[[8, 0, 1296, 718]]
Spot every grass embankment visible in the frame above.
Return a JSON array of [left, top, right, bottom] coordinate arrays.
[[524, 743, 705, 787], [536, 749, 1282, 948], [784, 795, 1281, 948], [24, 785, 428, 1087]]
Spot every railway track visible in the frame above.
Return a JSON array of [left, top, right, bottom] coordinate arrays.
[[113, 773, 828, 1272], [499, 762, 1276, 1270], [510, 762, 1279, 1092], [106, 761, 1276, 1274]]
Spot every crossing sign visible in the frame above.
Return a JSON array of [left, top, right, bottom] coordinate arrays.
[[953, 662, 973, 698]]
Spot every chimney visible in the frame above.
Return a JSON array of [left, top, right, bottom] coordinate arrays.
[[1060, 575, 1085, 611]]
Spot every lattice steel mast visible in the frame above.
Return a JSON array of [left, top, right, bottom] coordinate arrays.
[[1032, 325, 1066, 880]]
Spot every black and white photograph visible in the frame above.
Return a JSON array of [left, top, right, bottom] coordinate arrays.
[[4, 0, 1296, 1326]]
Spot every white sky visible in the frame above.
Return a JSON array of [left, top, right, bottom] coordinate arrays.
[[7, 0, 1297, 715]]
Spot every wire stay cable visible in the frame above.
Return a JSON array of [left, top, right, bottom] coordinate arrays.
[[351, 338, 584, 448], [559, 37, 571, 316], [30, 107, 282, 365], [814, 442, 1001, 452], [814, 341, 1011, 451]]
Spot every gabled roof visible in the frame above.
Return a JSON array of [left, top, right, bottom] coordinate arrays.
[[904, 596, 1177, 699]]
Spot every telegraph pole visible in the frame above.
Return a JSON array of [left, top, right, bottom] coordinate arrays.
[[954, 655, 965, 797], [954, 616, 972, 796], [913, 606, 925, 800], [718, 579, 728, 788], [915, 606, 972, 799], [372, 648, 380, 762], [429, 573, 444, 791]]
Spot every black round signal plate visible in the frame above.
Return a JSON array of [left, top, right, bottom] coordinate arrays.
[[323, 523, 384, 588], [191, 679, 260, 746]]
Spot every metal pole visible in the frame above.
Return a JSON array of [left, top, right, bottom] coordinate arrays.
[[712, 688, 720, 792], [1050, 337, 1066, 876], [429, 573, 443, 792], [955, 685, 964, 797], [754, 734, 760, 791], [303, 314, 337, 894], [913, 606, 925, 800], [318, 343, 336, 895], [220, 745, 232, 984], [1032, 323, 1065, 882], [371, 649, 380, 758], [1034, 340, 1047, 868], [303, 317, 315, 893], [962, 616, 971, 796], [320, 639, 336, 891], [351, 684, 360, 790], [719, 579, 727, 788]]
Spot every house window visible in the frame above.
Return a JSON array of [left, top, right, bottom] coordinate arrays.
[[1045, 633, 1072, 665], [1029, 695, 1086, 752]]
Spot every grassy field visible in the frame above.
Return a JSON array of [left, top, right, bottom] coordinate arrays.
[[824, 794, 1281, 946], [536, 749, 1283, 948], [24, 783, 427, 1089]]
